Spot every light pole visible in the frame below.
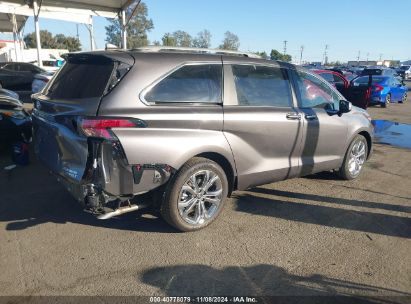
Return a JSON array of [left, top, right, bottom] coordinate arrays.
[[283, 40, 288, 55], [300, 45, 304, 65], [323, 44, 329, 65]]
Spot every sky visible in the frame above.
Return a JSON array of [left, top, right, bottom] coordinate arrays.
[[1, 0, 410, 63]]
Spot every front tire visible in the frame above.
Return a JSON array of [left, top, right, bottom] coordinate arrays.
[[338, 135, 368, 180], [161, 157, 228, 232]]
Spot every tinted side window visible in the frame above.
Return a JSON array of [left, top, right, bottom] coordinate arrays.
[[333, 74, 345, 85], [145, 64, 222, 103], [295, 70, 340, 109], [19, 64, 40, 73], [319, 73, 334, 83], [3, 63, 16, 71], [46, 61, 114, 99], [232, 65, 292, 107]]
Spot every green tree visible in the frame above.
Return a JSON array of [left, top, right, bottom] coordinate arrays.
[[219, 31, 240, 51], [105, 1, 153, 48], [270, 49, 292, 62], [23, 30, 81, 51], [162, 33, 177, 46], [193, 30, 212, 48], [54, 34, 81, 52], [282, 54, 292, 62], [254, 51, 268, 59], [172, 30, 192, 47]]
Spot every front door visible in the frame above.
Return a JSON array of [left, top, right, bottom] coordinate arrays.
[[222, 61, 303, 190], [291, 69, 348, 176]]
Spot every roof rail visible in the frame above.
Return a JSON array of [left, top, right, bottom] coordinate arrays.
[[132, 46, 262, 59]]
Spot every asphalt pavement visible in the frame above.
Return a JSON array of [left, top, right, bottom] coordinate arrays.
[[0, 91, 410, 301]]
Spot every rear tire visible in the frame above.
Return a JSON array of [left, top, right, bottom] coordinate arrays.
[[399, 92, 407, 104], [337, 135, 368, 180], [380, 94, 390, 108], [161, 157, 228, 232]]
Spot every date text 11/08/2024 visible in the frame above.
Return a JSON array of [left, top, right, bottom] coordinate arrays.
[[149, 297, 258, 303]]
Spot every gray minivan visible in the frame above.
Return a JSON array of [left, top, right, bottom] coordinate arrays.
[[32, 47, 373, 231]]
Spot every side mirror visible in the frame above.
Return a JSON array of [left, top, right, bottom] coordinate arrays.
[[339, 100, 352, 114]]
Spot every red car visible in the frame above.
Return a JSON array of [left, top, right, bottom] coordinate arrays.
[[313, 69, 371, 109]]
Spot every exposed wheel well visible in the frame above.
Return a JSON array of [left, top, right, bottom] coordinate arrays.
[[359, 131, 372, 159], [195, 152, 237, 196]]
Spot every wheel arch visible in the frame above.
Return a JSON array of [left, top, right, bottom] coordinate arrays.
[[358, 130, 372, 159], [194, 152, 237, 196]]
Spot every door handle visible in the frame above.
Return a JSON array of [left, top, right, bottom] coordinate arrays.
[[305, 114, 318, 120], [286, 113, 302, 120]]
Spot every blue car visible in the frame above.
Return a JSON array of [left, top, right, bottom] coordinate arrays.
[[352, 76, 408, 108]]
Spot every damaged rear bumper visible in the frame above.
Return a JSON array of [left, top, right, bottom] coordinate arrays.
[[44, 137, 174, 210]]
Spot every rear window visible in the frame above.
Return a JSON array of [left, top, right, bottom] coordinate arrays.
[[353, 76, 387, 85], [45, 61, 114, 99], [400, 66, 410, 70], [361, 69, 383, 76]]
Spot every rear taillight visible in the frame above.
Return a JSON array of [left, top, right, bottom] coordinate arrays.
[[373, 84, 384, 92], [79, 117, 146, 140]]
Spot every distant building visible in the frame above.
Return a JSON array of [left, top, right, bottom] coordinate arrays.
[[347, 59, 400, 67], [0, 39, 67, 65], [347, 60, 377, 67]]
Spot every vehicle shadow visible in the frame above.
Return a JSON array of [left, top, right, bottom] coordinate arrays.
[[234, 190, 411, 239], [250, 187, 411, 214], [140, 264, 410, 301], [0, 154, 176, 233]]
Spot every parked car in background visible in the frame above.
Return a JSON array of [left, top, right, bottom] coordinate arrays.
[[32, 71, 54, 93], [313, 69, 350, 98], [32, 48, 373, 232], [360, 66, 401, 80], [0, 96, 32, 142], [352, 76, 407, 108], [30, 58, 64, 72], [396, 65, 411, 80], [0, 62, 45, 93], [350, 66, 366, 76], [0, 88, 19, 100]]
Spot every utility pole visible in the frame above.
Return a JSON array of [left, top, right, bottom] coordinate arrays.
[[76, 24, 79, 42], [366, 52, 369, 63], [300, 45, 304, 65], [283, 40, 287, 55], [379, 53, 383, 61], [323, 44, 329, 65], [357, 50, 361, 66]]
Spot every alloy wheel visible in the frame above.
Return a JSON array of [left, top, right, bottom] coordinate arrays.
[[348, 140, 366, 177], [178, 170, 223, 226], [386, 94, 391, 105]]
